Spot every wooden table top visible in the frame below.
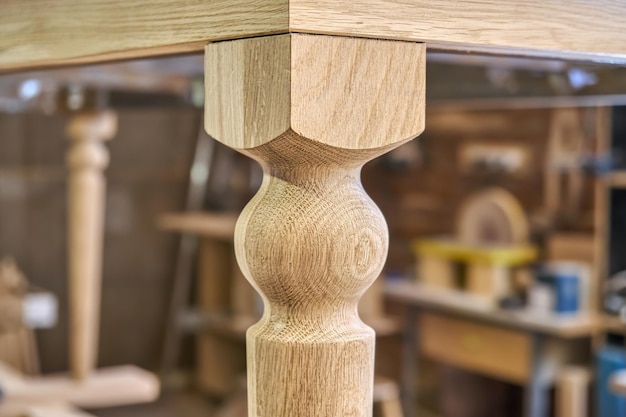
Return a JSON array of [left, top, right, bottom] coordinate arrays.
[[1, 0, 626, 72]]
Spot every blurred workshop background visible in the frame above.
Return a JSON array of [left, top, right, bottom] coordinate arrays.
[[1, 53, 626, 417]]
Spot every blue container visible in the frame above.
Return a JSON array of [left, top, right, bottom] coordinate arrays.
[[597, 346, 626, 417], [554, 273, 579, 314], [536, 264, 580, 314]]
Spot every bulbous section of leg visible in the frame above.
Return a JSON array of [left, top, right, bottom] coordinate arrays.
[[234, 132, 390, 417]]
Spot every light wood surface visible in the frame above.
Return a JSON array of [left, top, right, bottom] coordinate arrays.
[[0, 0, 287, 71], [290, 0, 626, 62], [547, 234, 595, 265], [205, 34, 425, 150], [158, 212, 238, 241], [457, 187, 529, 245], [3, 0, 626, 71], [205, 34, 425, 417], [66, 111, 117, 381], [230, 250, 258, 320], [372, 375, 404, 417], [598, 314, 626, 334], [2, 365, 159, 409], [603, 171, 626, 188], [0, 402, 95, 417], [420, 312, 531, 383], [466, 264, 510, 300], [205, 34, 291, 150], [386, 281, 600, 338], [418, 256, 455, 289]]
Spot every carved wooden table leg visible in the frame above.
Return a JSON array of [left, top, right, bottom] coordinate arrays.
[[1, 109, 158, 411], [205, 34, 425, 417], [66, 111, 117, 381]]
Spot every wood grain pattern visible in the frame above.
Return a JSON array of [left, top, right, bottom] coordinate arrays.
[[3, 0, 626, 71], [206, 34, 425, 150], [0, 0, 288, 71], [291, 0, 626, 62], [66, 111, 117, 381], [240, 133, 389, 417], [205, 34, 425, 417], [419, 313, 531, 383], [205, 35, 292, 150], [290, 35, 425, 150]]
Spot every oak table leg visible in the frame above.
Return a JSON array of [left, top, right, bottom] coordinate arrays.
[[205, 34, 425, 417], [65, 111, 117, 381], [0, 109, 158, 411]]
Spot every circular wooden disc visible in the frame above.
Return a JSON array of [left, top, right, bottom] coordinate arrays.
[[456, 188, 529, 245]]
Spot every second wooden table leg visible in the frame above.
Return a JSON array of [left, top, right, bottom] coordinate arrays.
[[66, 111, 117, 381], [205, 34, 426, 417]]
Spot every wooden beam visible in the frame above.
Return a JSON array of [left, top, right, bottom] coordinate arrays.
[[290, 0, 626, 63], [0, 0, 288, 72]]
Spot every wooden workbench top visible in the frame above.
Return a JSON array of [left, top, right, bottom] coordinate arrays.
[[385, 280, 601, 338]]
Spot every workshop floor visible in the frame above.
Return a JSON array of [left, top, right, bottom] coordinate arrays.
[[89, 394, 442, 417]]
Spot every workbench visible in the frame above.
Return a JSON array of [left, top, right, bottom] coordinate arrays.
[[2, 2, 626, 417], [386, 281, 600, 417]]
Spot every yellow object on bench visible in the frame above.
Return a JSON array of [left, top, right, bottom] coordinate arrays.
[[414, 239, 537, 265], [413, 238, 537, 302]]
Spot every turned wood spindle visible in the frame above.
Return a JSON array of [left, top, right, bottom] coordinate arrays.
[[205, 34, 425, 417], [66, 111, 117, 381]]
